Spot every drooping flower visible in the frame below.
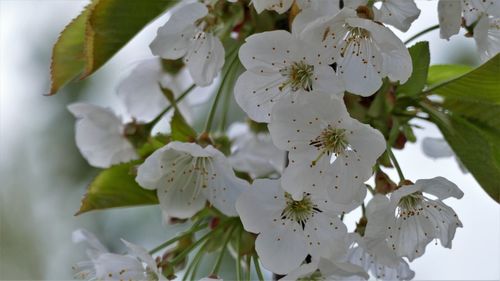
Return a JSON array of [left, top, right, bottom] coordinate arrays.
[[299, 8, 412, 96], [72, 229, 163, 281], [473, 16, 500, 61], [268, 93, 385, 206], [150, 2, 224, 86], [116, 59, 178, 124], [136, 141, 249, 219], [68, 103, 138, 168], [227, 122, 284, 178], [345, 233, 415, 281], [236, 179, 348, 275], [365, 177, 463, 261], [235, 30, 343, 122]]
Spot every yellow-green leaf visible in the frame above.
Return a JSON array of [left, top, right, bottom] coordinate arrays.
[[83, 0, 179, 77], [48, 2, 96, 95], [76, 162, 158, 215]]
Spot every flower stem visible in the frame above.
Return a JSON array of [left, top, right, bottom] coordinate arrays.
[[236, 227, 243, 281], [148, 221, 208, 255], [183, 240, 209, 281], [404, 24, 439, 45], [245, 254, 252, 281], [203, 47, 240, 134], [387, 120, 405, 182], [146, 84, 196, 131], [387, 146, 405, 182], [253, 254, 264, 281], [211, 224, 237, 275]]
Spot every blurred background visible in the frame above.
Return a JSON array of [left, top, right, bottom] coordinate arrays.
[[0, 0, 498, 280]]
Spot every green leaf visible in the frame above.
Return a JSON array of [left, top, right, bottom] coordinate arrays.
[[427, 64, 472, 88], [76, 162, 158, 215], [428, 54, 500, 128], [83, 0, 178, 77], [428, 54, 500, 103], [48, 2, 96, 95], [171, 110, 197, 142], [396, 41, 430, 97], [432, 114, 500, 203]]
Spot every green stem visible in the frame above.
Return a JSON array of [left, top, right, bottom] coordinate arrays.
[[387, 147, 405, 182], [184, 241, 209, 281], [361, 203, 366, 216], [387, 120, 405, 182], [146, 84, 196, 131], [404, 24, 439, 45], [236, 227, 243, 281], [148, 221, 208, 255], [366, 184, 375, 195], [203, 47, 240, 133], [245, 254, 251, 281], [253, 254, 264, 281], [169, 229, 217, 265], [211, 225, 237, 275]]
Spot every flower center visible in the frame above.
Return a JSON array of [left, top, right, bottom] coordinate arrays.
[[340, 26, 370, 58], [279, 61, 315, 92], [397, 193, 423, 218], [309, 125, 349, 165], [281, 193, 321, 229]]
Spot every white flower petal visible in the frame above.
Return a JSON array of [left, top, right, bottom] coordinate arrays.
[[345, 118, 386, 165], [185, 32, 225, 86], [474, 16, 500, 62], [72, 229, 108, 260], [94, 253, 146, 280], [374, 0, 420, 32], [236, 179, 286, 233], [348, 18, 412, 85], [121, 239, 157, 274], [268, 94, 348, 151], [149, 3, 208, 59], [202, 151, 249, 217], [234, 71, 287, 122], [68, 103, 138, 168], [116, 59, 170, 123], [304, 213, 348, 259], [415, 177, 464, 200], [239, 30, 296, 71], [438, 0, 462, 40], [255, 221, 309, 275]]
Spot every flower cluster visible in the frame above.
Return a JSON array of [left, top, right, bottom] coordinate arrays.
[[60, 0, 498, 280]]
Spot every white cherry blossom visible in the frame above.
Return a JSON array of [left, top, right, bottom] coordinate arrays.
[[235, 30, 343, 122], [473, 16, 500, 61], [136, 141, 249, 219], [227, 122, 284, 178], [72, 229, 163, 281], [299, 8, 412, 96], [236, 179, 348, 275], [150, 2, 224, 86], [365, 177, 463, 261], [116, 59, 177, 123], [68, 103, 138, 168], [345, 234, 414, 281], [268, 93, 385, 205]]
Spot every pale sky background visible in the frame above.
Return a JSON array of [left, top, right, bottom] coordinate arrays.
[[1, 0, 499, 280]]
